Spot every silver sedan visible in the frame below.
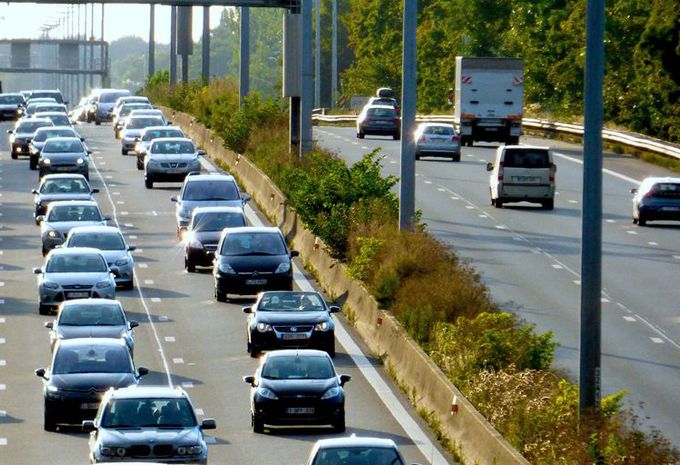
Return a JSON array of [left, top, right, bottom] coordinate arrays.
[[414, 123, 461, 161]]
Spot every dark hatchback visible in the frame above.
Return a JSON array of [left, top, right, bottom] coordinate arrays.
[[356, 105, 401, 140], [213, 227, 298, 302], [184, 206, 247, 272], [632, 177, 680, 226], [243, 350, 350, 433], [35, 338, 148, 431], [244, 291, 339, 357]]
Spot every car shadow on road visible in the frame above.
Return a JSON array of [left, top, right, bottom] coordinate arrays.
[[138, 287, 191, 299], [259, 425, 414, 445], [0, 413, 23, 424]]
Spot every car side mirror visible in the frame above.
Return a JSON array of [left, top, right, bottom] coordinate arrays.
[[290, 250, 300, 258], [339, 374, 352, 386], [486, 162, 494, 172], [127, 245, 137, 252], [243, 375, 256, 386], [103, 216, 112, 221], [170, 196, 178, 202], [201, 418, 216, 430], [328, 305, 341, 314], [129, 320, 139, 329], [197, 149, 206, 156], [44, 321, 54, 329], [35, 215, 45, 223], [33, 267, 43, 274], [87, 150, 92, 156], [32, 189, 39, 194], [82, 420, 96, 432], [137, 366, 149, 377], [166, 120, 173, 125], [91, 188, 100, 194], [35, 368, 47, 379], [242, 194, 251, 203], [110, 267, 120, 277], [631, 188, 638, 194], [242, 306, 253, 314], [80, 137, 85, 142]]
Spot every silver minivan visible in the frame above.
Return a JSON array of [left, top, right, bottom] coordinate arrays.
[[486, 145, 555, 209]]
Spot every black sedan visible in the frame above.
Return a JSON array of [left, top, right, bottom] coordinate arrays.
[[35, 338, 148, 431], [213, 227, 298, 302], [243, 349, 350, 433], [184, 206, 247, 272], [244, 291, 339, 357]]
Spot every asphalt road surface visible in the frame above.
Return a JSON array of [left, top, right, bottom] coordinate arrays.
[[0, 121, 452, 465], [314, 125, 680, 447]]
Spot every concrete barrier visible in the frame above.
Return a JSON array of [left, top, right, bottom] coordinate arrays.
[[162, 107, 530, 465]]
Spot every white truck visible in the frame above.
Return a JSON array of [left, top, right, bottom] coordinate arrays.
[[454, 57, 524, 147]]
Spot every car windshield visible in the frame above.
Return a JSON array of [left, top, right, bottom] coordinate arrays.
[[59, 303, 125, 326], [182, 180, 239, 201], [45, 253, 108, 273], [30, 92, 63, 103], [151, 140, 195, 154], [261, 355, 334, 380], [313, 447, 403, 465], [0, 95, 23, 104], [143, 129, 183, 141], [100, 91, 130, 103], [192, 212, 246, 231], [503, 149, 550, 168], [40, 178, 89, 194], [47, 205, 101, 222], [101, 398, 197, 428], [127, 117, 164, 129], [34, 129, 76, 142], [220, 232, 286, 256], [40, 114, 70, 126], [68, 232, 126, 250], [34, 105, 65, 113], [16, 121, 52, 133], [258, 292, 325, 312], [649, 182, 680, 198], [423, 125, 455, 136], [120, 104, 152, 116], [52, 345, 132, 374], [42, 140, 84, 153], [367, 107, 396, 118]]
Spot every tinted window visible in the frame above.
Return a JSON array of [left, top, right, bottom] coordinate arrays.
[[43, 139, 84, 153], [261, 355, 334, 380], [59, 303, 125, 326], [423, 125, 455, 136], [68, 232, 126, 250], [192, 212, 246, 231], [120, 104, 152, 116], [100, 91, 131, 103], [313, 448, 403, 465], [150, 140, 195, 154], [143, 129, 183, 141], [53, 345, 131, 374], [219, 232, 286, 256], [503, 149, 550, 168], [45, 253, 108, 273], [47, 205, 101, 222], [40, 178, 89, 194], [0, 94, 23, 104], [183, 180, 239, 201], [33, 129, 76, 142], [127, 117, 164, 129], [101, 398, 196, 427], [258, 292, 325, 312], [367, 107, 396, 118], [40, 114, 70, 126], [650, 182, 680, 198], [16, 121, 52, 133]]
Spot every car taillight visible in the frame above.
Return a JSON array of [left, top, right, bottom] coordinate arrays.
[[364, 118, 372, 124], [418, 135, 426, 143], [549, 163, 556, 182], [392, 118, 400, 125], [498, 162, 504, 181], [451, 135, 459, 142]]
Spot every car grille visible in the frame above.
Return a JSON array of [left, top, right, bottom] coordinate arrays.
[[274, 325, 314, 333], [160, 162, 188, 168], [153, 444, 174, 457], [279, 393, 320, 401], [62, 284, 92, 290], [130, 445, 151, 457], [237, 271, 273, 276]]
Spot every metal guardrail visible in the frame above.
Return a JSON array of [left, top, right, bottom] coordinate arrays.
[[311, 111, 680, 161]]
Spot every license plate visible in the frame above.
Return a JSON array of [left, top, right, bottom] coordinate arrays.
[[55, 166, 73, 171], [81, 402, 99, 410], [282, 333, 308, 340], [512, 176, 541, 183], [245, 279, 267, 285], [67, 291, 89, 298], [165, 169, 183, 174], [286, 407, 314, 414]]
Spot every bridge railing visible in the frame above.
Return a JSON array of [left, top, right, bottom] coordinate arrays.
[[311, 111, 680, 161]]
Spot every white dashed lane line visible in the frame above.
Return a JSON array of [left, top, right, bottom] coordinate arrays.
[[623, 316, 636, 322], [651, 337, 665, 344], [151, 297, 161, 303], [164, 337, 176, 343], [173, 358, 184, 364]]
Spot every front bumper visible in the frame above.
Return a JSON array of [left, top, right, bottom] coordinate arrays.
[[638, 205, 680, 222], [92, 444, 208, 464], [250, 328, 334, 353], [186, 246, 216, 267], [253, 396, 344, 427], [39, 285, 116, 309], [215, 273, 293, 296]]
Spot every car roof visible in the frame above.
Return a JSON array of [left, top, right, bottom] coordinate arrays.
[[313, 436, 398, 449], [264, 349, 329, 359], [640, 176, 680, 185], [185, 173, 235, 182], [67, 225, 123, 235], [108, 385, 189, 399], [60, 298, 123, 308], [55, 337, 127, 349], [41, 173, 88, 181], [192, 206, 245, 215], [47, 199, 99, 208], [34, 126, 76, 133], [141, 125, 183, 133], [150, 137, 193, 143], [47, 246, 105, 256], [220, 226, 281, 236]]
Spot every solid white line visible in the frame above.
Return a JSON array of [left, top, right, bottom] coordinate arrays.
[[0, 338, 5, 344], [181, 382, 194, 388], [553, 151, 642, 184], [138, 263, 148, 268], [144, 279, 154, 285], [91, 156, 174, 387]]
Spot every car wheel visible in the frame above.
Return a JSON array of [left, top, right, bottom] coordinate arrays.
[[632, 217, 638, 224], [29, 158, 37, 170], [39, 304, 51, 315], [453, 154, 461, 162], [121, 279, 134, 291], [494, 198, 503, 209], [357, 131, 365, 139], [415, 152, 420, 161], [215, 287, 227, 303], [542, 199, 554, 210], [95, 120, 101, 126], [393, 132, 401, 141], [121, 147, 127, 155], [145, 177, 153, 189], [136, 160, 144, 170], [11, 151, 17, 160], [638, 215, 647, 226], [41, 245, 49, 256], [185, 258, 196, 273], [252, 415, 265, 434], [44, 404, 57, 432], [326, 341, 336, 358], [332, 415, 345, 433], [467, 138, 474, 147], [249, 345, 259, 358]]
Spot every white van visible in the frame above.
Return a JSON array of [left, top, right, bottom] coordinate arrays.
[[486, 145, 555, 209]]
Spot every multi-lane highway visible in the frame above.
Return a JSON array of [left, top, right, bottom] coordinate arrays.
[[314, 126, 680, 446], [0, 121, 453, 465]]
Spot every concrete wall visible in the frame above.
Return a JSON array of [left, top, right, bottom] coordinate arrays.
[[163, 107, 530, 465]]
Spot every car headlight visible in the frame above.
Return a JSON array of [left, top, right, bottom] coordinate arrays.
[[95, 280, 112, 289], [177, 445, 203, 455], [42, 281, 60, 290], [47, 230, 58, 238], [314, 321, 329, 332], [189, 239, 203, 249], [42, 157, 51, 164], [47, 385, 60, 392], [218, 262, 236, 275], [275, 262, 291, 274], [256, 322, 272, 333], [76, 157, 85, 165], [257, 387, 279, 400], [114, 258, 129, 266], [99, 445, 125, 457], [320, 386, 342, 400]]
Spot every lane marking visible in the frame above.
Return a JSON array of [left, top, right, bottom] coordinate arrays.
[[135, 248, 144, 253], [129, 235, 138, 239], [144, 279, 155, 285], [424, 180, 432, 184], [181, 382, 194, 388], [195, 408, 205, 416], [0, 438, 6, 446], [151, 297, 161, 303], [648, 241, 658, 246], [116, 201, 125, 205], [650, 337, 664, 344], [138, 263, 148, 268], [159, 315, 169, 321], [606, 219, 616, 223], [0, 360, 6, 366], [0, 316, 5, 322], [553, 151, 641, 184], [601, 297, 610, 303], [573, 280, 582, 285], [623, 316, 636, 322], [173, 358, 184, 364], [0, 338, 5, 344], [0, 384, 5, 390], [626, 230, 638, 235], [551, 264, 563, 269], [165, 336, 176, 342]]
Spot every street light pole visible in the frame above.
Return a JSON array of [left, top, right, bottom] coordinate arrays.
[[399, 0, 417, 231], [331, 0, 337, 108]]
